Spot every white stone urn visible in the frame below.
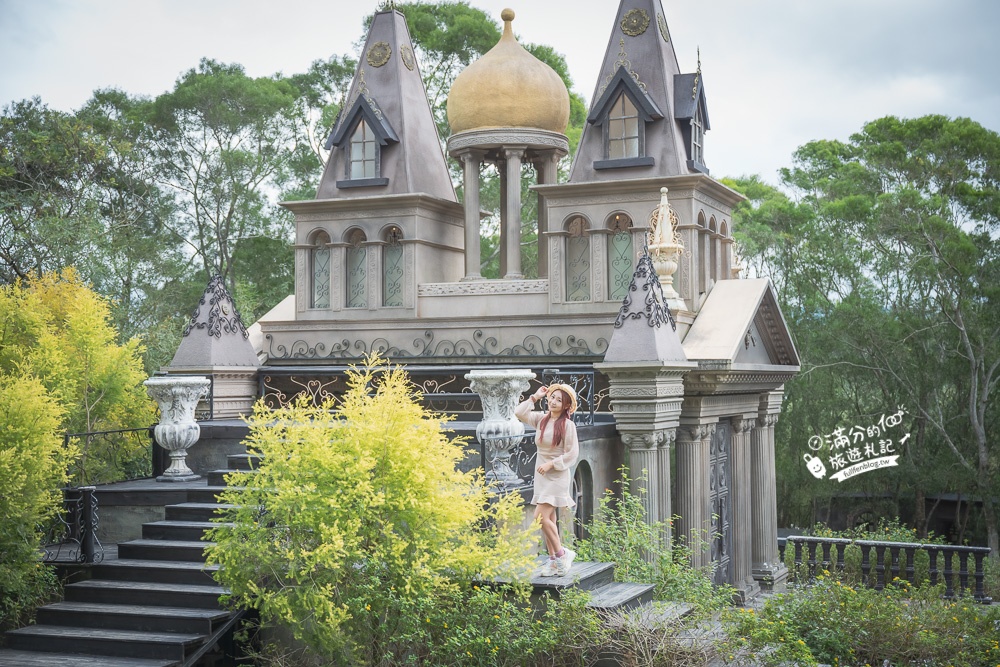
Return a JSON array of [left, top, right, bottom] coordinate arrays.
[[466, 369, 536, 486], [144, 376, 211, 482]]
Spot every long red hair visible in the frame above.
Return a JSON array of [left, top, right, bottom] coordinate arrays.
[[538, 388, 571, 448]]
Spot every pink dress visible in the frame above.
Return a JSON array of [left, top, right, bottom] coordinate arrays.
[[515, 399, 579, 508]]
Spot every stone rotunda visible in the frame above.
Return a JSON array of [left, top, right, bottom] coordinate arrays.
[[169, 0, 800, 600], [446, 8, 569, 280]]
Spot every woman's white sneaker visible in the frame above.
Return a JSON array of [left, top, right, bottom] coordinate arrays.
[[555, 548, 575, 576], [539, 558, 559, 577]]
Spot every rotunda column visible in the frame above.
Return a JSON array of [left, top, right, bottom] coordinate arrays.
[[533, 152, 560, 279], [503, 146, 526, 279], [459, 149, 486, 280]]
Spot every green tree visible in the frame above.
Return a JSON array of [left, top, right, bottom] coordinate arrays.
[[729, 116, 1000, 552], [207, 356, 533, 663], [0, 373, 64, 632], [0, 269, 155, 483]]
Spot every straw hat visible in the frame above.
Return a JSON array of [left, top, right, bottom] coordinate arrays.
[[546, 383, 578, 416]]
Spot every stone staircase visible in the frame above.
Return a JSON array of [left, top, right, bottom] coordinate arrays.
[[0, 457, 253, 667]]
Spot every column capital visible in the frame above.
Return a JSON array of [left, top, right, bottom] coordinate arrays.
[[503, 146, 527, 160], [457, 148, 488, 164], [622, 429, 674, 451], [731, 416, 757, 434], [677, 422, 716, 443]]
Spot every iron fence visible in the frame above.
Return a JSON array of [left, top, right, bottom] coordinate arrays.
[[63, 427, 156, 487], [42, 486, 102, 564], [778, 535, 992, 604]]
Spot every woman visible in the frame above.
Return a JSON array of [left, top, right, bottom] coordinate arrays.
[[515, 383, 579, 576]]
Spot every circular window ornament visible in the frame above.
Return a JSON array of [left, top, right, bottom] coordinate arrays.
[[367, 41, 392, 68], [621, 9, 650, 37], [400, 44, 415, 71]]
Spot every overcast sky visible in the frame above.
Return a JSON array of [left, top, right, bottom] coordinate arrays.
[[2, 0, 998, 182]]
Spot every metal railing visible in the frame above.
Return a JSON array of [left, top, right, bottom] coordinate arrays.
[[778, 535, 993, 604], [42, 486, 102, 564], [63, 427, 156, 486]]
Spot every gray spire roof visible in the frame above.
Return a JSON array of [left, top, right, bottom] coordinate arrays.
[[169, 276, 259, 368], [316, 9, 457, 202], [569, 0, 706, 183]]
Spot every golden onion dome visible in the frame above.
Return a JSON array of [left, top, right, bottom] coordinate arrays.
[[446, 8, 570, 134]]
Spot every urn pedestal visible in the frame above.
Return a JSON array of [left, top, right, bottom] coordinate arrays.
[[144, 376, 211, 482], [466, 369, 536, 487]]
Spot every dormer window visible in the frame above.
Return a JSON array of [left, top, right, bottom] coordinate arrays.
[[608, 94, 640, 159], [350, 120, 378, 179], [587, 66, 663, 170], [691, 106, 704, 166], [325, 95, 398, 189]]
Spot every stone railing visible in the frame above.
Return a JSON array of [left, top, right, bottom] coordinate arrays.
[[778, 535, 993, 603]]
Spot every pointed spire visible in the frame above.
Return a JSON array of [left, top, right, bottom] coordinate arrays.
[[569, 0, 707, 182], [316, 7, 456, 202], [169, 276, 259, 368]]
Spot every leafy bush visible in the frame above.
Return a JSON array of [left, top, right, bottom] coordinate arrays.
[[722, 576, 1000, 666], [575, 469, 735, 615], [0, 373, 65, 632], [0, 269, 154, 484], [206, 356, 536, 664]]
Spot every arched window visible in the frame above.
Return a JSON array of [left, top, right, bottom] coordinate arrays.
[[607, 213, 633, 301], [346, 229, 367, 308], [608, 93, 640, 159], [565, 217, 591, 302], [350, 120, 377, 180], [310, 231, 331, 309], [382, 226, 404, 308]]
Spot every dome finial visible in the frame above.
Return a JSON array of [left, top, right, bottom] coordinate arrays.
[[501, 8, 515, 22]]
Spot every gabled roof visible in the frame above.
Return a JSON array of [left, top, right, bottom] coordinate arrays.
[[673, 73, 710, 130], [682, 279, 799, 368], [325, 94, 399, 148], [315, 8, 456, 202], [587, 65, 664, 125]]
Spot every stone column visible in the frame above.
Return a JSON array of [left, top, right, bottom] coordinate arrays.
[[752, 393, 788, 591], [675, 422, 714, 569], [658, 429, 675, 528], [534, 152, 559, 279], [731, 415, 760, 601], [459, 150, 485, 281], [503, 147, 525, 279], [621, 432, 661, 526]]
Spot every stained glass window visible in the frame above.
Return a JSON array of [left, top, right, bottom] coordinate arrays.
[[382, 227, 403, 307], [565, 217, 591, 302], [346, 230, 367, 308]]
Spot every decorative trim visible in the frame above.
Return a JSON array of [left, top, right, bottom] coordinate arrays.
[[336, 177, 390, 189], [265, 330, 609, 361], [400, 44, 415, 71], [418, 280, 549, 297], [599, 39, 648, 96], [613, 250, 677, 331], [182, 275, 249, 340], [657, 12, 670, 42], [594, 156, 655, 170], [367, 41, 391, 68], [447, 128, 569, 154], [621, 9, 650, 36]]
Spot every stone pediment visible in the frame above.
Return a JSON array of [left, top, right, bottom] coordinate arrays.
[[682, 278, 799, 369]]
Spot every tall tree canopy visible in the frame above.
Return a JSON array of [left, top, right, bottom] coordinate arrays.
[[730, 115, 1000, 552]]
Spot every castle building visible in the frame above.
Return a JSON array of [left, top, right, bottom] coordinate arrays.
[[174, 0, 799, 597]]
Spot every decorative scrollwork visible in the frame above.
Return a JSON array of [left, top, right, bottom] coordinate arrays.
[[621, 8, 650, 36], [657, 12, 670, 42], [613, 250, 677, 331], [261, 374, 341, 409], [599, 38, 648, 96], [182, 275, 249, 340]]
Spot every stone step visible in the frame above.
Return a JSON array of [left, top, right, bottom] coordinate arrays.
[[184, 486, 229, 504], [586, 582, 656, 612], [64, 579, 227, 610], [92, 559, 219, 586], [528, 560, 616, 597], [165, 502, 233, 522], [36, 601, 231, 635], [118, 538, 211, 562], [208, 468, 258, 486], [142, 520, 228, 542], [0, 649, 176, 666], [226, 453, 262, 471], [5, 625, 202, 662]]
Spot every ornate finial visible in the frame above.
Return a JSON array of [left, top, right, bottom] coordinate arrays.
[[648, 187, 682, 249], [501, 8, 515, 22], [693, 47, 701, 100], [378, 0, 398, 10]]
